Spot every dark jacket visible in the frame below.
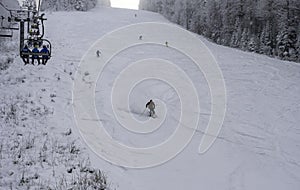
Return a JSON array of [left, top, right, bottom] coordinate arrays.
[[40, 47, 49, 58], [146, 100, 155, 110], [21, 46, 31, 57], [32, 47, 39, 58]]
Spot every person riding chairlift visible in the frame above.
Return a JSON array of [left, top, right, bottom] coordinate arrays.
[[31, 45, 40, 65], [40, 45, 50, 65], [21, 45, 31, 65]]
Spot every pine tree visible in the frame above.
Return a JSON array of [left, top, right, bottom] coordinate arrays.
[[189, 0, 207, 35], [230, 17, 242, 48], [260, 20, 272, 55], [206, 0, 222, 44], [240, 28, 249, 50]]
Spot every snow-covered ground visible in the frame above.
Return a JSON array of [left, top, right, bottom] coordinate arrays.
[[1, 4, 300, 190]]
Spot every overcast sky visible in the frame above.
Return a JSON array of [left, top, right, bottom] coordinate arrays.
[[110, 0, 139, 10]]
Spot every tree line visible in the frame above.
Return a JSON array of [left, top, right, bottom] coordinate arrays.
[[139, 0, 300, 62], [40, 0, 110, 11]]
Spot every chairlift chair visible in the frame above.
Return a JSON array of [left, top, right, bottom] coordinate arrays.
[[0, 28, 13, 38], [8, 22, 19, 30], [1, 22, 19, 31], [0, 15, 17, 37], [7, 17, 19, 30], [20, 38, 52, 65]]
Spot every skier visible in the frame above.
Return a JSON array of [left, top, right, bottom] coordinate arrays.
[[165, 41, 169, 47], [96, 50, 101, 57], [21, 45, 30, 65], [40, 45, 50, 65], [145, 99, 155, 117], [139, 35, 143, 40]]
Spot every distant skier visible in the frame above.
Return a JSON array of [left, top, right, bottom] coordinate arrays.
[[165, 41, 169, 47], [139, 35, 143, 40], [96, 50, 101, 57], [146, 99, 155, 117]]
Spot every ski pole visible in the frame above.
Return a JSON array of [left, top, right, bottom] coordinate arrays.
[[141, 108, 147, 116]]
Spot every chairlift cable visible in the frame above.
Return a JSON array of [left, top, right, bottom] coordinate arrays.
[[0, 1, 10, 12]]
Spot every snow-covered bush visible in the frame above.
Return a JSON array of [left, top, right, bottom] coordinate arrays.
[[0, 94, 112, 189]]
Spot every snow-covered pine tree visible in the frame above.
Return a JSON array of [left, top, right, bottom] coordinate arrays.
[[230, 17, 242, 48], [297, 23, 300, 62], [206, 0, 222, 44], [275, 0, 298, 61], [221, 0, 238, 46], [240, 28, 249, 51], [260, 20, 272, 55], [189, 0, 207, 35]]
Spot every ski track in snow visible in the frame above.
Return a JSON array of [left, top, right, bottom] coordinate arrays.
[[1, 5, 300, 190]]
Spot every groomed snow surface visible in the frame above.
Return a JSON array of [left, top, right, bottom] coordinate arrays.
[[1, 5, 300, 190]]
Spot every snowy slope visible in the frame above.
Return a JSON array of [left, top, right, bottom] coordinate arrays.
[[1, 5, 300, 190]]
